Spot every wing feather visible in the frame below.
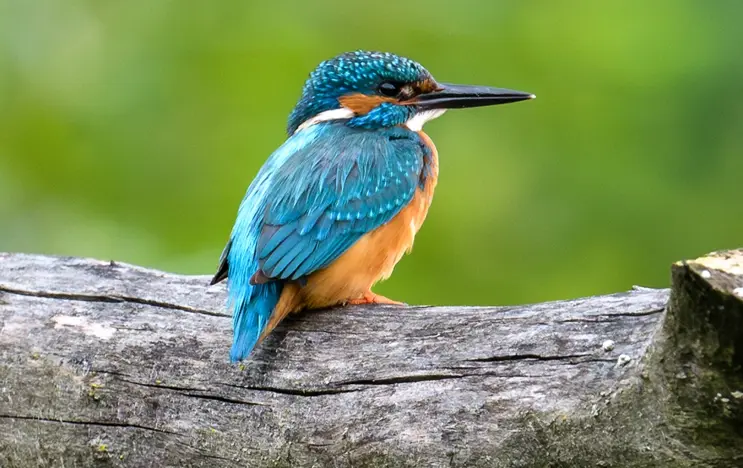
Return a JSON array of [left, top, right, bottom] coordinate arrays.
[[257, 124, 426, 283]]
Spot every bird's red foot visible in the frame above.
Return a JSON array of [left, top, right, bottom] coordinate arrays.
[[348, 291, 405, 306]]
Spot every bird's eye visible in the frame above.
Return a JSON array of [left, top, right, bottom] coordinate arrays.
[[378, 82, 401, 97]]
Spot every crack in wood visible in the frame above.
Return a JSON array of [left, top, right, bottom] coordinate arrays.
[[215, 381, 363, 397], [556, 308, 664, 323], [334, 373, 465, 386], [112, 378, 271, 406], [465, 352, 591, 363], [0, 413, 178, 435], [118, 377, 208, 393], [0, 284, 227, 318], [181, 392, 269, 407], [600, 308, 665, 317]]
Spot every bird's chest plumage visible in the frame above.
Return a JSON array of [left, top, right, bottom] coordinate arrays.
[[376, 130, 439, 267], [297, 131, 438, 308], [406, 131, 439, 235]]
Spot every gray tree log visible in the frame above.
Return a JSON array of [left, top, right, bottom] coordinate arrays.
[[1, 250, 742, 468]]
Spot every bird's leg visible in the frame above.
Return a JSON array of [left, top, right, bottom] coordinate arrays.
[[347, 290, 405, 306]]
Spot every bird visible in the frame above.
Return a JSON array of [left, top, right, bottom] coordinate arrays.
[[210, 50, 534, 361]]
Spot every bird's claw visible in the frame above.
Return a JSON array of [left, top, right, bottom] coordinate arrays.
[[347, 292, 405, 306]]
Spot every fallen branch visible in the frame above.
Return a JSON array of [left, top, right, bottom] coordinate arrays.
[[1, 250, 741, 467]]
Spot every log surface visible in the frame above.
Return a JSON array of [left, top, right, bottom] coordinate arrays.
[[1, 251, 742, 467]]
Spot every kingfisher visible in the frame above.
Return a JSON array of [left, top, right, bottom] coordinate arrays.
[[211, 50, 534, 361]]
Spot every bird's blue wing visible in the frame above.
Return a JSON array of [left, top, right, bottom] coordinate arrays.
[[256, 123, 429, 282]]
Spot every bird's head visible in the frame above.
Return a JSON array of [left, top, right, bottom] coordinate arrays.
[[287, 50, 534, 135]]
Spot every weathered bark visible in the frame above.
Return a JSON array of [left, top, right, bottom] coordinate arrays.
[[0, 250, 741, 467]]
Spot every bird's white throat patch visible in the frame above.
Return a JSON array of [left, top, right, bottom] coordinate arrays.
[[295, 108, 355, 133], [404, 109, 447, 132], [294, 107, 446, 134]]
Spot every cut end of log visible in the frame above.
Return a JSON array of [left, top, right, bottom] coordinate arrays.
[[669, 249, 743, 371]]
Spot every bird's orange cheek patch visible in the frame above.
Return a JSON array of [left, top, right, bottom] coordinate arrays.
[[339, 93, 397, 115]]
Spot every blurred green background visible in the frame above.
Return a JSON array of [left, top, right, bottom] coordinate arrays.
[[1, 1, 741, 306]]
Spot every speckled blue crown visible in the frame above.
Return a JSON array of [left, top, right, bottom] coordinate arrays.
[[287, 51, 433, 134]]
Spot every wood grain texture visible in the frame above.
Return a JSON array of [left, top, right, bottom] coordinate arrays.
[[1, 250, 742, 467]]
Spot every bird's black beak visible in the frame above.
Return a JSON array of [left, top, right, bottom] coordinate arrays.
[[415, 83, 535, 110]]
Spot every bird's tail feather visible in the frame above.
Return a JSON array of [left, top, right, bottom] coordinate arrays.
[[230, 282, 282, 362]]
